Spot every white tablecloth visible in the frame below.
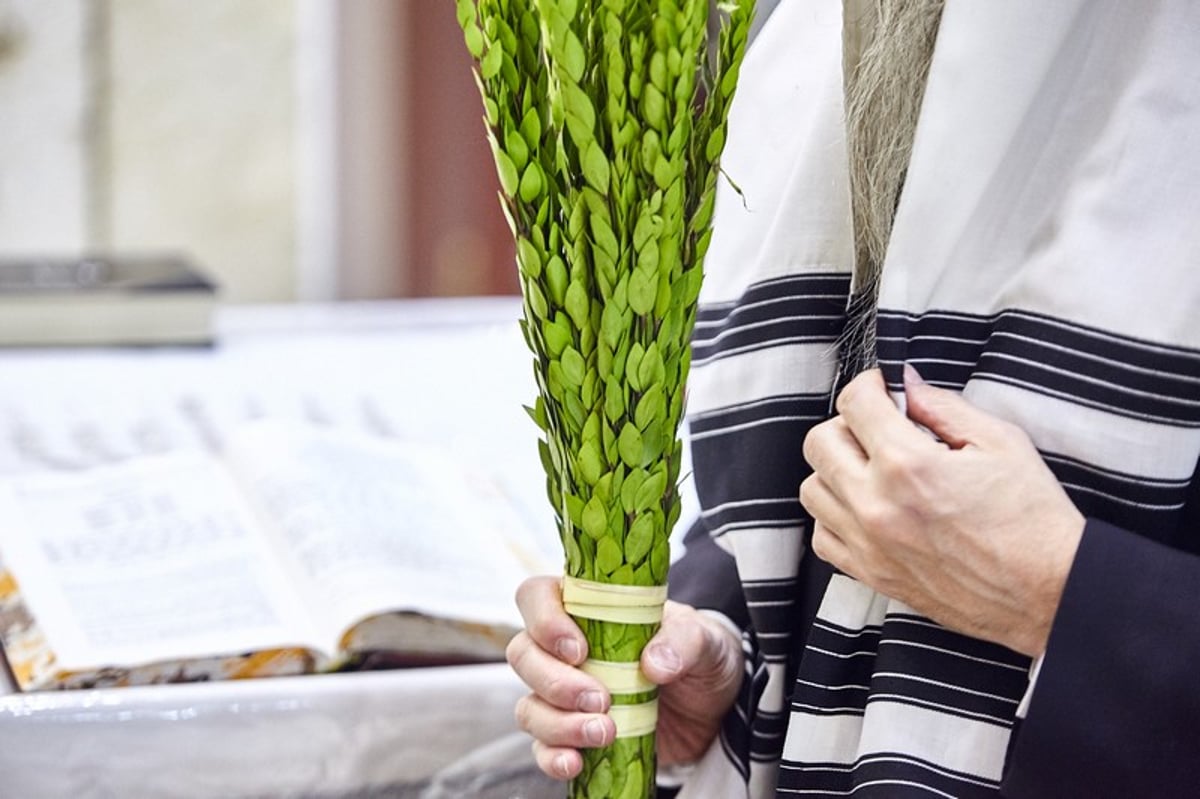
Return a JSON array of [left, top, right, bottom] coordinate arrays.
[[0, 299, 550, 797]]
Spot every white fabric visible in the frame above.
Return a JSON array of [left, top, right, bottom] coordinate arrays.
[[677, 1, 1200, 797]]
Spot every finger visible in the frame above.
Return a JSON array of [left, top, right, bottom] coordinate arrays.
[[515, 576, 587, 665], [835, 369, 933, 458], [531, 739, 582, 782], [798, 474, 859, 545], [515, 692, 615, 751], [809, 519, 856, 577], [903, 363, 1013, 450], [641, 601, 740, 686], [507, 630, 610, 713], [802, 417, 868, 499]]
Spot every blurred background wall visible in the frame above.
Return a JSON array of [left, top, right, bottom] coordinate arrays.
[[0, 0, 777, 304]]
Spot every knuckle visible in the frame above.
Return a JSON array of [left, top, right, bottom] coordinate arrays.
[[802, 421, 830, 465], [505, 632, 531, 672], [875, 443, 918, 482], [514, 694, 536, 732], [810, 529, 830, 560], [809, 523, 836, 561], [542, 674, 575, 708], [856, 502, 891, 535], [835, 370, 879, 414], [798, 475, 816, 508], [513, 576, 537, 610]]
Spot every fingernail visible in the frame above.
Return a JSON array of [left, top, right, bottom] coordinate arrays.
[[646, 643, 681, 674], [555, 637, 583, 663], [553, 753, 572, 778], [578, 690, 605, 713], [584, 718, 607, 746], [903, 363, 925, 386]]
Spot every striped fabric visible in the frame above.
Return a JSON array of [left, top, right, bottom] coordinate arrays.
[[669, 2, 1200, 797]]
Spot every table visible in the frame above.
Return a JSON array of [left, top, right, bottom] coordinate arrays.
[[0, 299, 559, 797]]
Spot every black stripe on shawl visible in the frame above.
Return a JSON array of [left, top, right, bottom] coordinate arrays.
[[790, 613, 1028, 721], [778, 752, 1002, 797], [692, 273, 850, 365], [876, 308, 1200, 427]]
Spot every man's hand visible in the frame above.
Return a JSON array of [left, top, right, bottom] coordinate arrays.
[[799, 366, 1085, 657], [507, 576, 744, 780]]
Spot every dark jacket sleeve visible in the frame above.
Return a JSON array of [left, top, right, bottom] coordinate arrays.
[[1002, 518, 1200, 798], [667, 518, 751, 631]]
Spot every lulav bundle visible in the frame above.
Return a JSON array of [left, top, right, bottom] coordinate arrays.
[[458, 0, 753, 796]]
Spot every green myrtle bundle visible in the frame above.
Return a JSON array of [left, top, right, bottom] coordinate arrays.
[[457, 0, 753, 796]]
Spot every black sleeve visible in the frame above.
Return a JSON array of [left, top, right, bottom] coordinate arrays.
[[667, 518, 751, 631], [1002, 518, 1200, 798]]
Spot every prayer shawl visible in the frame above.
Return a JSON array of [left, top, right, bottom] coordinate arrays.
[[669, 1, 1200, 797]]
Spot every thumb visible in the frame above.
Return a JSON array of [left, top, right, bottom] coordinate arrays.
[[903, 364, 1006, 449], [641, 603, 740, 688]]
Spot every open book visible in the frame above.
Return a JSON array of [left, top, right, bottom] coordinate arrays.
[[0, 422, 554, 691]]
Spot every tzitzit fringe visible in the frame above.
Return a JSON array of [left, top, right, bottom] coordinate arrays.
[[562, 576, 667, 738]]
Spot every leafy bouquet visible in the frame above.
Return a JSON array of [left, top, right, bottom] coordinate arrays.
[[457, 0, 753, 795]]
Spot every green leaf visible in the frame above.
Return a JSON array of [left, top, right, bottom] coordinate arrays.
[[480, 43, 503, 80], [620, 467, 647, 513], [601, 302, 625, 349], [583, 409, 602, 443], [605, 378, 626, 421], [517, 238, 541, 279], [637, 342, 665, 389], [636, 238, 659, 273], [609, 563, 634, 586], [627, 267, 656, 316], [542, 314, 571, 357], [520, 106, 541, 150], [547, 358, 564, 400], [706, 126, 726, 161], [463, 24, 484, 59], [625, 513, 655, 565], [581, 368, 598, 406], [625, 342, 646, 391], [649, 51, 667, 91], [590, 214, 620, 261], [650, 536, 671, 582], [582, 495, 607, 540], [596, 536, 624, 575], [640, 129, 661, 175], [546, 255, 568, 305], [527, 279, 548, 320], [618, 760, 644, 799], [633, 467, 668, 511], [642, 84, 666, 129], [493, 147, 519, 197], [634, 384, 664, 430], [564, 389, 586, 430], [640, 419, 664, 463], [562, 83, 597, 146], [564, 493, 585, 528], [562, 28, 586, 82], [617, 423, 643, 468], [583, 140, 611, 192], [594, 470, 614, 504], [518, 161, 544, 204], [577, 440, 604, 485], [561, 346, 586, 388], [652, 154, 673, 190], [565, 280, 589, 329]]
